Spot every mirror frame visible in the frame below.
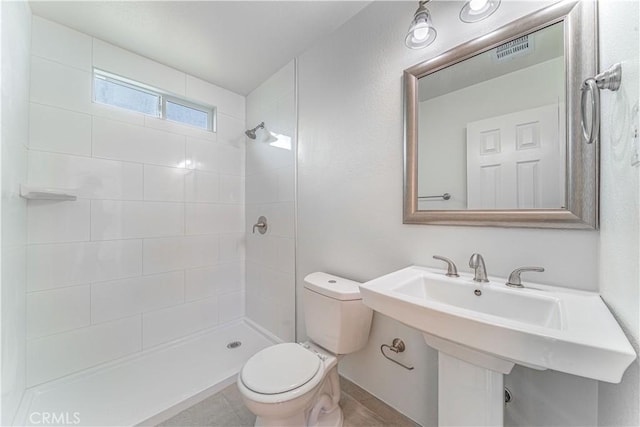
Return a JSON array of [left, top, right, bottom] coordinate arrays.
[[403, 0, 598, 229]]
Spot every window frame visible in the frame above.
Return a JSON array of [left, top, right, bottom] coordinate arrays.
[[93, 68, 216, 132], [162, 95, 214, 132]]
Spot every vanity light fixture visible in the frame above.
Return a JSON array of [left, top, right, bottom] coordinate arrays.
[[405, 0, 437, 49], [459, 0, 501, 23]]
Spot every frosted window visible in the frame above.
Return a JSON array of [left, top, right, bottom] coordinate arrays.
[[94, 77, 160, 117], [166, 100, 209, 130], [93, 69, 215, 132]]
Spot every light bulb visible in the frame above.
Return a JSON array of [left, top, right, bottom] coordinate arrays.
[[469, 0, 488, 11], [413, 25, 429, 41]]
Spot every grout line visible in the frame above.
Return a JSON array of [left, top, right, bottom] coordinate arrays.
[[31, 53, 92, 74], [25, 313, 141, 343], [89, 281, 93, 325]]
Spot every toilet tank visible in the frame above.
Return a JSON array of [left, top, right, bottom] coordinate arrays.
[[303, 272, 373, 354]]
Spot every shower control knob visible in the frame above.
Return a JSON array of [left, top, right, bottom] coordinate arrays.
[[252, 216, 268, 234]]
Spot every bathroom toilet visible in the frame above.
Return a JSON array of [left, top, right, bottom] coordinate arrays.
[[237, 272, 373, 427]]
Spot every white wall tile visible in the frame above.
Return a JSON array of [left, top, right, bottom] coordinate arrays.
[[185, 170, 219, 203], [185, 267, 218, 301], [92, 117, 186, 167], [185, 262, 243, 301], [27, 240, 142, 291], [30, 56, 91, 112], [217, 143, 244, 176], [26, 285, 90, 339], [245, 291, 279, 338], [29, 103, 92, 156], [142, 297, 219, 348], [185, 75, 245, 120], [1, 246, 27, 426], [219, 232, 245, 263], [31, 17, 92, 70], [28, 151, 143, 200], [91, 271, 184, 324], [26, 316, 141, 387], [219, 174, 244, 204], [143, 235, 219, 275], [246, 61, 295, 117], [3, 145, 28, 248], [144, 165, 186, 202], [185, 138, 218, 172], [89, 101, 146, 126], [246, 263, 291, 302], [246, 138, 294, 174], [275, 238, 295, 273], [217, 113, 246, 146], [267, 202, 295, 238], [219, 292, 245, 323], [4, 5, 33, 418], [246, 172, 278, 204], [27, 199, 90, 244], [144, 116, 216, 141], [186, 203, 244, 235], [277, 167, 295, 202], [93, 39, 186, 95], [91, 200, 184, 240]]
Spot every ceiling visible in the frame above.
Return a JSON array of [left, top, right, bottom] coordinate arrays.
[[29, 1, 371, 95]]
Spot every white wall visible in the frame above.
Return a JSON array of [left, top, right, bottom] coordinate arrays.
[[245, 61, 296, 341], [597, 0, 640, 425], [418, 57, 564, 210], [1, 1, 32, 424], [25, 17, 246, 387], [296, 2, 599, 425]]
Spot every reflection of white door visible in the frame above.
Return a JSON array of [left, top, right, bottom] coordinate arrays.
[[466, 104, 563, 209]]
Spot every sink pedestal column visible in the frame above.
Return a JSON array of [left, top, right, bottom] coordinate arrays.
[[424, 334, 515, 427], [439, 353, 504, 426]]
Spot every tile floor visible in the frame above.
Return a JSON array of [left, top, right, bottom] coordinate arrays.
[[158, 376, 420, 427]]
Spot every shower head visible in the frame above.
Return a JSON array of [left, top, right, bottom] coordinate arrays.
[[245, 122, 265, 139]]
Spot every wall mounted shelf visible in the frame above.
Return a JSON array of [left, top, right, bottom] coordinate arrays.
[[20, 184, 78, 201]]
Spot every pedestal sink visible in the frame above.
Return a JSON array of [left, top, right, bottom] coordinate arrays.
[[359, 266, 636, 426]]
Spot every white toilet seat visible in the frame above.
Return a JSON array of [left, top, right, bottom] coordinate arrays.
[[241, 343, 321, 394], [238, 343, 335, 404]]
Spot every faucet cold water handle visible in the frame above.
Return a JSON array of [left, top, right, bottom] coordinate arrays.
[[506, 266, 545, 288], [469, 253, 489, 283], [433, 255, 459, 277], [252, 216, 268, 234]]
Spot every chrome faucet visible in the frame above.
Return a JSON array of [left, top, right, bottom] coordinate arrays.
[[469, 253, 489, 283]]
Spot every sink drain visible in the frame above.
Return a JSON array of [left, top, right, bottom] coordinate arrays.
[[227, 341, 242, 349]]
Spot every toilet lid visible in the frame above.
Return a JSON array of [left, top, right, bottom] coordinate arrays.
[[241, 343, 321, 394]]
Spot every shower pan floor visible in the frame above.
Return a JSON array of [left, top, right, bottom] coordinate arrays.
[[14, 319, 276, 427]]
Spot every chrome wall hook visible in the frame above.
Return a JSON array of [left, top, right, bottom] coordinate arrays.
[[380, 338, 414, 371]]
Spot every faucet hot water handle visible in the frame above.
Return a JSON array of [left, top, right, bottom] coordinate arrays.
[[433, 255, 459, 277], [506, 266, 545, 288]]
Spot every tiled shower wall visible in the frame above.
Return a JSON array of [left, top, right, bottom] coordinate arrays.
[[25, 17, 246, 387], [245, 61, 296, 341], [1, 1, 32, 424]]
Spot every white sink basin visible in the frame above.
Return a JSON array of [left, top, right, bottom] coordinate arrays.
[[360, 266, 636, 383]]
